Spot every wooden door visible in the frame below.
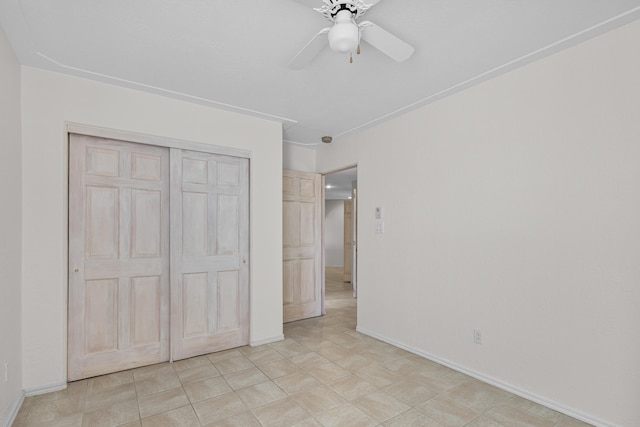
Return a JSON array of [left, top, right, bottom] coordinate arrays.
[[343, 199, 353, 283], [283, 170, 322, 323], [171, 149, 249, 360], [68, 134, 170, 381], [351, 186, 358, 297]]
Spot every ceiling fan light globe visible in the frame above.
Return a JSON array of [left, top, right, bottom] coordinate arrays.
[[328, 22, 359, 53]]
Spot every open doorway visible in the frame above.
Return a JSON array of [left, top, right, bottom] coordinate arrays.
[[323, 167, 358, 307]]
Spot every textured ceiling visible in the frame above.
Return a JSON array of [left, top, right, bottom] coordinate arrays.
[[1, 0, 639, 146]]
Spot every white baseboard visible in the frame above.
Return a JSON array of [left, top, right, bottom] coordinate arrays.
[[356, 326, 616, 427], [4, 390, 25, 427], [250, 334, 284, 347], [24, 381, 67, 397]]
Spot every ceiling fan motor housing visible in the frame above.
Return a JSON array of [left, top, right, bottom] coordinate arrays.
[[328, 9, 359, 53]]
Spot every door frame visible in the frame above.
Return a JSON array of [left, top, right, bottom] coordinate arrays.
[[64, 122, 253, 379], [321, 165, 358, 307]]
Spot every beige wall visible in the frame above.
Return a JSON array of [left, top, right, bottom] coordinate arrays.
[[283, 142, 316, 172], [20, 67, 284, 391], [0, 26, 23, 425], [317, 19, 640, 427]]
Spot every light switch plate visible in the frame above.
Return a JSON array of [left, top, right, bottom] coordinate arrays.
[[375, 207, 383, 219], [375, 222, 384, 234]]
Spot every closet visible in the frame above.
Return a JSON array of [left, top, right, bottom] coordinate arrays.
[[68, 133, 249, 381]]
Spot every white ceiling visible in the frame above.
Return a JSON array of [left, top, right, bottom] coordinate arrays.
[[2, 0, 639, 147]]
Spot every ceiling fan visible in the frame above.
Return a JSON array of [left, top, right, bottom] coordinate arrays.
[[288, 0, 415, 69]]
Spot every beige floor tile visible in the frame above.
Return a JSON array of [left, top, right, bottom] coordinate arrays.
[[329, 375, 379, 401], [351, 391, 411, 423], [141, 404, 199, 427], [464, 415, 503, 427], [315, 342, 354, 361], [192, 392, 249, 425], [239, 344, 272, 356], [333, 354, 377, 372], [118, 420, 143, 427], [271, 341, 313, 358], [554, 417, 596, 427], [82, 399, 140, 427], [208, 410, 262, 427], [135, 371, 182, 398], [259, 358, 302, 379], [291, 385, 347, 414], [504, 395, 590, 426], [22, 381, 88, 411], [21, 397, 85, 426], [214, 355, 255, 375], [273, 371, 323, 395], [17, 412, 84, 427], [235, 381, 287, 409], [183, 376, 233, 403], [291, 418, 323, 427], [406, 356, 453, 376], [137, 386, 190, 418], [361, 348, 404, 364], [383, 408, 444, 427], [307, 362, 351, 385], [11, 406, 30, 427], [224, 366, 270, 390], [416, 396, 479, 427], [383, 380, 440, 406], [132, 362, 174, 381], [251, 397, 311, 427], [285, 325, 319, 339], [87, 370, 134, 393], [176, 364, 221, 384], [443, 380, 511, 412], [383, 357, 430, 377], [294, 335, 328, 350], [314, 402, 378, 427], [207, 348, 245, 364], [246, 348, 284, 365], [355, 364, 404, 388], [410, 370, 469, 393], [290, 351, 330, 370], [484, 404, 555, 427], [172, 355, 213, 372], [85, 382, 137, 412], [324, 332, 363, 348]]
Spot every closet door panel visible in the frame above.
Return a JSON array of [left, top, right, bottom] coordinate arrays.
[[171, 149, 249, 360], [68, 134, 170, 381]]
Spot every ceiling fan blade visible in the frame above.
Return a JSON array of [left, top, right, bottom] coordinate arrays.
[[288, 27, 331, 69], [359, 21, 414, 63]]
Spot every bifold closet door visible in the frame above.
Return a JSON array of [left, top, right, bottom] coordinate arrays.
[[68, 134, 170, 381], [170, 149, 250, 361]]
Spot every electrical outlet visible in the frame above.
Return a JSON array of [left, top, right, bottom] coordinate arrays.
[[473, 329, 482, 344]]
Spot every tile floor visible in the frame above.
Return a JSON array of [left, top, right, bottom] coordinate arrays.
[[13, 268, 593, 426]]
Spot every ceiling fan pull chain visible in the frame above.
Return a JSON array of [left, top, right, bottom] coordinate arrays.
[[350, 53, 353, 63], [357, 43, 361, 55]]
